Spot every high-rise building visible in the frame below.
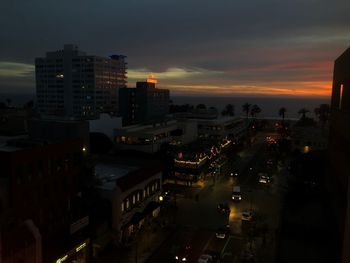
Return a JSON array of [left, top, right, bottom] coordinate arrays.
[[328, 46, 350, 263], [119, 76, 170, 125], [35, 44, 127, 119]]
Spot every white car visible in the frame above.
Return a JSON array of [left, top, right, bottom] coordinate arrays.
[[198, 254, 213, 263], [241, 210, 254, 221]]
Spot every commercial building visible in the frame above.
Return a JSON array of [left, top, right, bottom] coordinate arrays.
[[93, 160, 162, 249], [328, 46, 350, 263], [114, 120, 197, 153], [35, 44, 127, 119], [175, 111, 246, 141], [119, 77, 170, 125], [0, 138, 90, 262]]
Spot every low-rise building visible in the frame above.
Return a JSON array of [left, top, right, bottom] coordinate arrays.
[[114, 120, 197, 153], [94, 161, 162, 247], [0, 138, 90, 263], [196, 117, 246, 141]]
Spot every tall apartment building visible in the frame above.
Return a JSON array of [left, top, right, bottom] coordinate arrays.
[[35, 44, 127, 119], [328, 46, 350, 263], [119, 77, 170, 125]]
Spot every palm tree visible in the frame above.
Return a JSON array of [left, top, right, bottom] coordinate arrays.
[[6, 98, 12, 108], [242, 103, 251, 119], [279, 107, 287, 122], [250, 104, 261, 118], [314, 104, 330, 127], [298, 108, 309, 119], [222, 104, 234, 116], [196, 104, 206, 110]]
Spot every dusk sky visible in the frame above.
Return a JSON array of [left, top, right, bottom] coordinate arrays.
[[1, 0, 350, 97]]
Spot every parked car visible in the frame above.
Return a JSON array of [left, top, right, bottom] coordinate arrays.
[[241, 210, 254, 221], [258, 173, 271, 184], [215, 227, 228, 239], [198, 254, 213, 263], [217, 203, 231, 214]]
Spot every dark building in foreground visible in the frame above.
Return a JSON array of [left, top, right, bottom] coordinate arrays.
[[329, 46, 350, 263], [0, 138, 90, 263], [35, 44, 127, 119], [119, 77, 170, 125]]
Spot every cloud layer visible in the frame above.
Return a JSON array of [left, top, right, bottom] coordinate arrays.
[[0, 0, 349, 96]]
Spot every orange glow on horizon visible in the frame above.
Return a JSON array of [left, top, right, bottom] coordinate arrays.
[[163, 81, 332, 98]]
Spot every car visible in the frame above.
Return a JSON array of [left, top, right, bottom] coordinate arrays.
[[198, 254, 213, 263], [258, 173, 271, 184], [232, 186, 242, 201], [241, 210, 254, 221], [230, 171, 239, 177], [217, 203, 230, 214], [174, 245, 191, 262], [215, 227, 228, 239]]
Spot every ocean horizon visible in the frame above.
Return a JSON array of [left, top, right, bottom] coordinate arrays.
[[0, 93, 330, 120]]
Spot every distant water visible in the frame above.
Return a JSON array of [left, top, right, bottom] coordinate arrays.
[[171, 96, 330, 119], [0, 93, 330, 120], [0, 93, 35, 106]]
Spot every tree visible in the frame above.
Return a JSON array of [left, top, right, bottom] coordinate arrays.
[[222, 104, 234, 116], [279, 107, 287, 122], [242, 103, 251, 119], [314, 104, 330, 127], [24, 100, 34, 109], [298, 108, 309, 119], [196, 104, 206, 110], [250, 104, 261, 118], [6, 98, 12, 107]]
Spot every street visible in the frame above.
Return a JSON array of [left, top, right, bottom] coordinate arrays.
[[145, 132, 288, 263]]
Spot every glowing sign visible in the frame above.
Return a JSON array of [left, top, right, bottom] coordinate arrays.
[[147, 74, 158, 84], [56, 255, 68, 263], [75, 242, 87, 252]]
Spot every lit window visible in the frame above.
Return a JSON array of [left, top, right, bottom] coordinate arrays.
[[126, 199, 129, 209], [121, 202, 124, 212], [132, 195, 136, 204], [137, 193, 140, 201]]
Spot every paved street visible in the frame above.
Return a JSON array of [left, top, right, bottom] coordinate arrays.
[[145, 132, 288, 263], [98, 132, 288, 263]]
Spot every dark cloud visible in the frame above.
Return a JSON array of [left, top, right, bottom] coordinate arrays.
[[0, 0, 349, 95]]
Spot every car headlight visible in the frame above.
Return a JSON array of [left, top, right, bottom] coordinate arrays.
[[239, 197, 241, 200], [175, 256, 178, 260], [182, 257, 187, 261]]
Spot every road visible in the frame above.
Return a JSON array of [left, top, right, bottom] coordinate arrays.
[[146, 132, 287, 263]]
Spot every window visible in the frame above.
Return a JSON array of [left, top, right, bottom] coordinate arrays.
[[121, 202, 125, 212], [340, 84, 344, 110], [132, 195, 136, 205], [126, 199, 130, 209], [137, 193, 140, 202]]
